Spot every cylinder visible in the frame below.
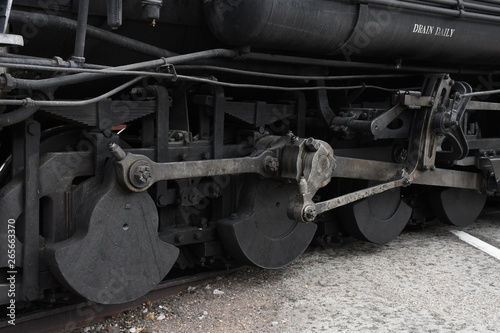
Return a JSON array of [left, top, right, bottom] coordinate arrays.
[[106, 0, 122, 29], [204, 0, 500, 65]]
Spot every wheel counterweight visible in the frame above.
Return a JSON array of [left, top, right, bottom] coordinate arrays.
[[429, 188, 486, 227], [45, 164, 179, 304], [339, 181, 412, 244], [217, 177, 317, 269]]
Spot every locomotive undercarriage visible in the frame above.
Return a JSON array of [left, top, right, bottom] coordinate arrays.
[[2, 0, 500, 307], [1, 65, 497, 305]]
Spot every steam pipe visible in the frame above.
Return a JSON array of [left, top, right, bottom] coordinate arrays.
[[6, 49, 239, 90], [9, 11, 176, 58], [72, 0, 90, 62]]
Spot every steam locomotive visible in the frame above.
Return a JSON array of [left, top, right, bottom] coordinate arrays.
[[1, 0, 500, 306]]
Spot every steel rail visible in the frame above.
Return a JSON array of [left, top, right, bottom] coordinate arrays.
[[0, 268, 240, 333]]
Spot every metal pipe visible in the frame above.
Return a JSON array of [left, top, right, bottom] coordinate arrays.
[[175, 65, 418, 81], [411, 0, 500, 15], [72, 0, 90, 62], [0, 76, 143, 114], [0, 105, 39, 126], [9, 11, 177, 58], [107, 0, 122, 29], [0, 55, 105, 69], [477, 0, 500, 5], [0, 61, 176, 79], [243, 52, 492, 75], [5, 46, 496, 91], [462, 89, 500, 97], [362, 0, 500, 23], [0, 61, 417, 82], [9, 49, 239, 90]]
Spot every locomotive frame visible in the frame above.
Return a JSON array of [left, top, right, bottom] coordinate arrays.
[[1, 0, 500, 305]]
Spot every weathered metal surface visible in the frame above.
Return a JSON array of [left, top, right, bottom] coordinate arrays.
[[315, 176, 407, 214], [338, 180, 412, 244], [45, 163, 179, 304], [429, 188, 486, 227], [111, 144, 279, 192], [217, 177, 317, 269], [467, 101, 500, 111], [411, 168, 481, 190], [21, 120, 40, 301], [205, 0, 500, 65], [6, 0, 500, 309]]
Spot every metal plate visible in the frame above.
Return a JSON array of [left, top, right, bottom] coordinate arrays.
[[217, 177, 316, 269]]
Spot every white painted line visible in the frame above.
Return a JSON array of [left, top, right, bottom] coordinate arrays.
[[450, 230, 500, 261]]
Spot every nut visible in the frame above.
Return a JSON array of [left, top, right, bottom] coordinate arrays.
[[134, 165, 152, 184], [305, 137, 320, 152], [27, 122, 40, 136], [129, 160, 153, 188], [302, 205, 317, 222], [264, 156, 280, 173]]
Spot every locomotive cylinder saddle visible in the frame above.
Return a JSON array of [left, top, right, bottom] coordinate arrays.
[[1, 0, 500, 305]]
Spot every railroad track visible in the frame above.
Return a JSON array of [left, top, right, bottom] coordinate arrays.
[[3, 204, 500, 333], [0, 269, 236, 333]]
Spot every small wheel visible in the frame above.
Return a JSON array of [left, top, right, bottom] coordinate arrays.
[[217, 177, 316, 269], [339, 180, 412, 244], [429, 187, 486, 227]]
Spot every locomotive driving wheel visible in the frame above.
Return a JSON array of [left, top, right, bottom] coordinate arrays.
[[429, 187, 486, 227], [46, 161, 179, 304], [217, 176, 317, 269], [339, 180, 412, 244]]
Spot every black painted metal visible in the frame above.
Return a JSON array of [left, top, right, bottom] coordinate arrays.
[[72, 0, 90, 62], [205, 0, 500, 65], [339, 180, 412, 244], [429, 188, 487, 226], [9, 49, 238, 90], [45, 163, 179, 304], [212, 86, 225, 160], [4, 0, 500, 308], [0, 105, 39, 127], [316, 80, 335, 126], [153, 86, 171, 228], [106, 0, 123, 29], [217, 177, 317, 269], [295, 92, 306, 138], [9, 10, 176, 59], [22, 120, 41, 301]]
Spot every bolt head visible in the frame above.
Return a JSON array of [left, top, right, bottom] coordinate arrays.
[[27, 122, 40, 136], [305, 137, 320, 152], [174, 132, 184, 141], [303, 205, 317, 222], [188, 191, 199, 203], [134, 165, 151, 183], [264, 156, 279, 173], [129, 160, 153, 188], [158, 195, 169, 207]]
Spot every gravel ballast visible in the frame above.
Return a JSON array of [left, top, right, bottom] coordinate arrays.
[[68, 216, 500, 332]]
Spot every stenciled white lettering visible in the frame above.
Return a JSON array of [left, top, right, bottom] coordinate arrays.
[[412, 24, 456, 38]]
